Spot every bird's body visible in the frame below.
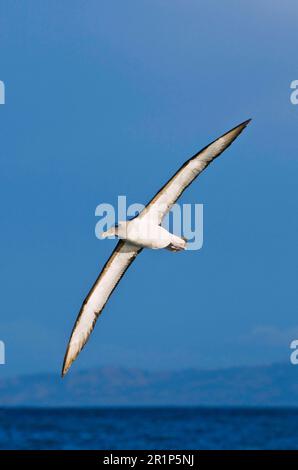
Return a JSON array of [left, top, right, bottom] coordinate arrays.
[[105, 219, 187, 250], [62, 119, 251, 376]]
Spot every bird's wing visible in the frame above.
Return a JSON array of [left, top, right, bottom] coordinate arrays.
[[140, 120, 251, 224], [62, 240, 142, 376]]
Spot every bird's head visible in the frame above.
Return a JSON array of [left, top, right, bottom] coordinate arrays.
[[101, 221, 127, 239]]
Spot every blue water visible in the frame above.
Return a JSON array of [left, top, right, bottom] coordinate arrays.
[[0, 408, 298, 450]]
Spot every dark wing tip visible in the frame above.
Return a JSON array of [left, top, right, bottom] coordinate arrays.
[[221, 118, 252, 143], [231, 118, 252, 134], [61, 345, 74, 378], [61, 357, 69, 378]]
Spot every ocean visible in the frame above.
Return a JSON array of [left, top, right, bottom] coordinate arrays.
[[0, 407, 298, 450]]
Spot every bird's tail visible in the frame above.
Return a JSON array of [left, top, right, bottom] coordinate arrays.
[[165, 234, 187, 252]]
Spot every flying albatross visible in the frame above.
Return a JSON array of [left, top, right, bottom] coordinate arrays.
[[62, 119, 251, 376]]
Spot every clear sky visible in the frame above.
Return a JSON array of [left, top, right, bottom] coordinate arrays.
[[1, 0, 298, 377]]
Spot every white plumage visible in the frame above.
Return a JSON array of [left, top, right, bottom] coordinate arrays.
[[62, 119, 251, 376]]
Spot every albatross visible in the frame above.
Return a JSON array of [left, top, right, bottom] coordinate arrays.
[[62, 119, 251, 376]]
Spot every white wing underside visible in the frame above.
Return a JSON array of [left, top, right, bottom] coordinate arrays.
[[62, 241, 142, 376], [62, 119, 250, 375]]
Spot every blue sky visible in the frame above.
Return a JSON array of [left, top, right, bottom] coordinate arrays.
[[1, 0, 298, 377]]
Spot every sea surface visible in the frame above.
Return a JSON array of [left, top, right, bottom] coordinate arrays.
[[0, 407, 298, 450]]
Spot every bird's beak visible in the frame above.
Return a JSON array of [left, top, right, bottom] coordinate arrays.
[[101, 227, 116, 239]]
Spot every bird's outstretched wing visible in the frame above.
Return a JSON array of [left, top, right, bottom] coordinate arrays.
[[140, 119, 251, 224], [62, 241, 142, 376]]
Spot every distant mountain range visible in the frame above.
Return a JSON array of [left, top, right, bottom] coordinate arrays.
[[0, 363, 298, 407]]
